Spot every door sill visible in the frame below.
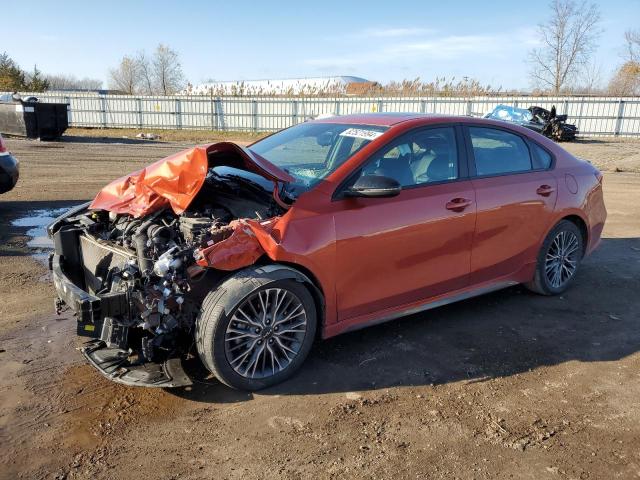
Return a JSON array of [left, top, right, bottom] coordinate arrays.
[[325, 280, 518, 338]]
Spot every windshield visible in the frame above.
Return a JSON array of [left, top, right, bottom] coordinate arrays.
[[249, 122, 388, 195], [485, 105, 533, 123]]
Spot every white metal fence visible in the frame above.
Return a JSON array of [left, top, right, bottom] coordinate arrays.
[[4, 92, 640, 136]]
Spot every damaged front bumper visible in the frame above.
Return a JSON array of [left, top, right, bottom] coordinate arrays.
[[82, 340, 192, 387], [51, 253, 127, 326], [50, 252, 193, 388]]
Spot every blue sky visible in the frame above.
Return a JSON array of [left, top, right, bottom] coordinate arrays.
[[2, 0, 638, 90]]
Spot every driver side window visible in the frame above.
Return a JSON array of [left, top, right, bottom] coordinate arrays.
[[361, 127, 458, 187]]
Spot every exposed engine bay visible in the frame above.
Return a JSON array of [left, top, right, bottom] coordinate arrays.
[[49, 159, 287, 386]]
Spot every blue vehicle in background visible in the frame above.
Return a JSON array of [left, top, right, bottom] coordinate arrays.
[[484, 104, 577, 141]]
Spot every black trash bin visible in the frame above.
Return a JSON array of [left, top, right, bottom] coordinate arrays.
[[0, 97, 69, 139]]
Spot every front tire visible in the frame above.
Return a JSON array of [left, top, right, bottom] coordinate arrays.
[[525, 220, 584, 295], [195, 267, 317, 391]]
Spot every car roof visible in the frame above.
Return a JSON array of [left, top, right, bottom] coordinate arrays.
[[310, 113, 449, 127], [309, 112, 548, 135]]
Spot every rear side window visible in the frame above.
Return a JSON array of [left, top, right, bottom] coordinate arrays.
[[530, 142, 553, 169], [469, 127, 532, 176]]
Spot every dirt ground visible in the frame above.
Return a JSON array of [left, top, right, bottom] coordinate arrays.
[[66, 127, 265, 145], [0, 135, 639, 480]]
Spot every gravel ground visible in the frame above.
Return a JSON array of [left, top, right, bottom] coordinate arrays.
[[0, 135, 639, 480], [562, 138, 640, 173]]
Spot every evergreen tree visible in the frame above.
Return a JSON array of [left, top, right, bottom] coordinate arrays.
[[26, 65, 50, 92], [0, 52, 26, 91]]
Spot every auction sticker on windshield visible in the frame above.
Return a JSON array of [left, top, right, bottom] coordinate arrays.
[[339, 128, 384, 141]]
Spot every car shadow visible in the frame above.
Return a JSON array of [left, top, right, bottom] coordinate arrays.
[[172, 236, 640, 402], [573, 138, 608, 145], [58, 135, 166, 145]]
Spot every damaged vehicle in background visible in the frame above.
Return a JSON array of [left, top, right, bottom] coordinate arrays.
[[48, 113, 606, 391], [484, 104, 578, 141]]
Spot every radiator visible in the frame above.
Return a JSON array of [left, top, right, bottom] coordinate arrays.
[[79, 235, 134, 293]]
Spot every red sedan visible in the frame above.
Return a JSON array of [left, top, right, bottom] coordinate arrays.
[[49, 113, 606, 390]]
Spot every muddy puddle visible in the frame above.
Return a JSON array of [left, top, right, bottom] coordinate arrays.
[[11, 206, 77, 264]]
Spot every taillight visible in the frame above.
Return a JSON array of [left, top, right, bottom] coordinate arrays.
[[0, 135, 6, 154]]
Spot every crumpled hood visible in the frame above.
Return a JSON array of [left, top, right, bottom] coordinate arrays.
[[90, 142, 293, 217]]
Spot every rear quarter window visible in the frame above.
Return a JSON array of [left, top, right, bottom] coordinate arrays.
[[469, 127, 532, 176], [530, 142, 553, 169]]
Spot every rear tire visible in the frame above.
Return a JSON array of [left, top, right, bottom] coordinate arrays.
[[525, 220, 584, 295], [195, 267, 317, 391]]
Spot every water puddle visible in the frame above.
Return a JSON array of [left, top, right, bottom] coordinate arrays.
[[11, 206, 76, 265]]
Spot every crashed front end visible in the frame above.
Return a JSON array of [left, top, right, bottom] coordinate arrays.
[[48, 142, 292, 387], [484, 104, 578, 142], [528, 106, 578, 142]]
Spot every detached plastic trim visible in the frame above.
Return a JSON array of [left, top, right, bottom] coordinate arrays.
[[81, 340, 193, 388]]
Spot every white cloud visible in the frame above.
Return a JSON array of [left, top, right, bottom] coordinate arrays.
[[393, 35, 503, 57], [356, 27, 435, 38], [306, 29, 539, 69], [517, 26, 542, 47]]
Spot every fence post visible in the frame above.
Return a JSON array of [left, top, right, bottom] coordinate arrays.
[[137, 98, 143, 128], [216, 98, 223, 130], [252, 100, 258, 132], [377, 99, 383, 113], [466, 99, 473, 116], [292, 99, 298, 126], [100, 95, 108, 128], [64, 96, 71, 126], [420, 99, 426, 113], [577, 97, 585, 133], [334, 99, 341, 116], [214, 94, 217, 130], [614, 99, 625, 136], [175, 99, 182, 129]]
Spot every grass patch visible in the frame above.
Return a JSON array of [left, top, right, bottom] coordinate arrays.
[[66, 127, 269, 144]]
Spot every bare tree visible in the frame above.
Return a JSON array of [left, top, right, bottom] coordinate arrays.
[[608, 29, 640, 96], [152, 44, 184, 95], [108, 55, 141, 94], [529, 0, 601, 93], [45, 74, 102, 91], [608, 62, 640, 95], [136, 51, 155, 95], [624, 29, 639, 63], [573, 61, 603, 94]]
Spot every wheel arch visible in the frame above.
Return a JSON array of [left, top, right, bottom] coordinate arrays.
[[255, 261, 326, 339], [559, 214, 589, 255], [194, 262, 322, 390], [542, 210, 589, 257]]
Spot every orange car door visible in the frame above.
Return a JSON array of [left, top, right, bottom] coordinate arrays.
[[331, 126, 477, 322], [465, 126, 558, 284]]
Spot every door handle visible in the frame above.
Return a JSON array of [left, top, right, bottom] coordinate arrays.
[[536, 185, 555, 196], [446, 197, 472, 212]]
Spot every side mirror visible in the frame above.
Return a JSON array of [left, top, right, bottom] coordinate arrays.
[[345, 174, 402, 198]]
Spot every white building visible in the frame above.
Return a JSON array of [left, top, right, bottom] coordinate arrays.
[[184, 76, 370, 96]]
